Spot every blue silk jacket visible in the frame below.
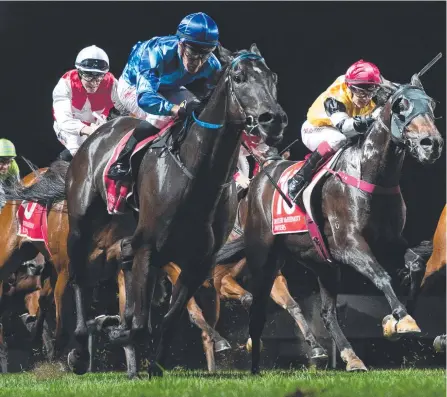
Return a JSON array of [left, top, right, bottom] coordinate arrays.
[[121, 35, 221, 116]]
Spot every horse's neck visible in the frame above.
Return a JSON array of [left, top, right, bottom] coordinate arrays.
[[181, 75, 243, 189], [357, 117, 405, 187]]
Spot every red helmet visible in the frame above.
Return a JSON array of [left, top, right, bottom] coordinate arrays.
[[345, 60, 382, 86]]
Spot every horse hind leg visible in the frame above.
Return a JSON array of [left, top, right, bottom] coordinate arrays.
[[270, 272, 328, 366], [66, 196, 107, 375]]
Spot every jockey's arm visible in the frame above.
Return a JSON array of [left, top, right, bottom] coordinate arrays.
[[136, 47, 178, 118], [324, 98, 374, 137], [52, 79, 89, 136], [111, 78, 128, 116]]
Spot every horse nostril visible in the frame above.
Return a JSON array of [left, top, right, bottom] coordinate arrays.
[[258, 112, 274, 124], [420, 137, 434, 148]]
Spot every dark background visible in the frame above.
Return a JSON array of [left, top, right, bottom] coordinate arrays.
[[0, 1, 445, 371], [1, 1, 445, 247]]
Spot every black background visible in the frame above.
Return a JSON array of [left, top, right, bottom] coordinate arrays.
[[1, 1, 445, 244]]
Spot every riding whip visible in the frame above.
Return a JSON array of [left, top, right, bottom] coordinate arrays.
[[417, 52, 442, 78], [241, 141, 294, 208], [279, 137, 301, 157]]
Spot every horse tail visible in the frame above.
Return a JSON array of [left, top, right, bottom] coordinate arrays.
[[216, 236, 246, 264], [3, 159, 69, 205]]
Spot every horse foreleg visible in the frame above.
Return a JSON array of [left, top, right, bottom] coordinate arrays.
[[0, 322, 6, 373], [338, 239, 421, 339], [215, 259, 253, 311], [53, 269, 69, 356], [314, 266, 367, 372], [270, 272, 327, 364], [164, 262, 229, 372], [247, 245, 281, 376], [149, 263, 209, 377], [116, 269, 137, 379]]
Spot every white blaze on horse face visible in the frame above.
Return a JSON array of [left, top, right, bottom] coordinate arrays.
[[252, 66, 263, 74]]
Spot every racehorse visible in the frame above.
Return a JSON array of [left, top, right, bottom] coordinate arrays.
[[6, 44, 287, 377], [217, 74, 443, 374]]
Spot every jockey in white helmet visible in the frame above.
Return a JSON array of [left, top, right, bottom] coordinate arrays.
[[52, 45, 126, 161]]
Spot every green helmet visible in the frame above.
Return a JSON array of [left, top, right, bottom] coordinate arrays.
[[0, 139, 16, 158]]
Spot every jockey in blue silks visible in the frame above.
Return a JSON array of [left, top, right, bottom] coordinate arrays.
[[108, 12, 221, 180]]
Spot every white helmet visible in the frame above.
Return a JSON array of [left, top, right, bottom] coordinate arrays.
[[75, 45, 109, 74]]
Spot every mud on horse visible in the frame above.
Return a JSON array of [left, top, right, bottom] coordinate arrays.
[[57, 43, 287, 377], [217, 73, 443, 374]]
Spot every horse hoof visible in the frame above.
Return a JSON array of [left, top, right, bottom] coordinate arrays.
[[241, 293, 253, 311], [67, 349, 89, 375], [127, 371, 140, 380], [215, 339, 231, 352], [147, 361, 164, 378], [346, 358, 368, 372], [246, 337, 264, 353], [94, 315, 120, 331], [396, 315, 421, 336], [382, 314, 400, 341], [310, 347, 328, 368], [433, 335, 446, 353], [106, 327, 132, 346], [251, 367, 262, 376]]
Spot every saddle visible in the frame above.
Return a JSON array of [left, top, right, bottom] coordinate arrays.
[[103, 118, 190, 215]]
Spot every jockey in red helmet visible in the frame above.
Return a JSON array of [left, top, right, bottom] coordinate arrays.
[[287, 60, 383, 203]]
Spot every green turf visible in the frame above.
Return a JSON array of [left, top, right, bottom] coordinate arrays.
[[0, 368, 444, 397]]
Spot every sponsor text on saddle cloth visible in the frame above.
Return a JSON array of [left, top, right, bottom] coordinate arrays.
[[272, 161, 308, 234], [17, 201, 50, 253], [103, 121, 175, 214]]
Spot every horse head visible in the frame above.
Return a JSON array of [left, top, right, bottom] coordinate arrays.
[[379, 75, 443, 164], [218, 43, 288, 146]]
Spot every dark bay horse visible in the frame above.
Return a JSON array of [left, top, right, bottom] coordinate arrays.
[[217, 75, 443, 374], [9, 44, 287, 377]]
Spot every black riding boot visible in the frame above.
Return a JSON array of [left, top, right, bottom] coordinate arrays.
[[287, 149, 329, 204], [107, 121, 160, 181]]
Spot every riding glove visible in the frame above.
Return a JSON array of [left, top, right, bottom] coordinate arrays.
[[177, 99, 201, 120], [353, 116, 375, 133]]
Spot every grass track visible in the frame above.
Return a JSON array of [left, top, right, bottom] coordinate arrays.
[[0, 368, 444, 397]]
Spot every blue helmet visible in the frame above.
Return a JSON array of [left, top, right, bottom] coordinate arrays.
[[176, 12, 219, 49]]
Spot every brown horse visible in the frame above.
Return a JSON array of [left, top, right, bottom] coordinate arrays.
[[217, 76, 444, 374], [0, 163, 138, 369]]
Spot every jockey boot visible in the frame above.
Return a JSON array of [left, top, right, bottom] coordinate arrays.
[[287, 142, 335, 204], [107, 121, 160, 181]]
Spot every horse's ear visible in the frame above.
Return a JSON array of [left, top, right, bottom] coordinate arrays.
[[218, 44, 233, 65], [411, 73, 425, 91], [250, 43, 261, 57]]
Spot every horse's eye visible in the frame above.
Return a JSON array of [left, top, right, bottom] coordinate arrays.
[[233, 73, 244, 84], [399, 98, 410, 112]]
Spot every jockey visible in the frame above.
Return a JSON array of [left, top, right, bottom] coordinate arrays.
[[287, 59, 382, 203], [107, 12, 221, 180], [52, 45, 125, 161], [0, 139, 20, 185]]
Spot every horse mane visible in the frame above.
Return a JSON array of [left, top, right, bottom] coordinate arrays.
[[2, 159, 68, 206]]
